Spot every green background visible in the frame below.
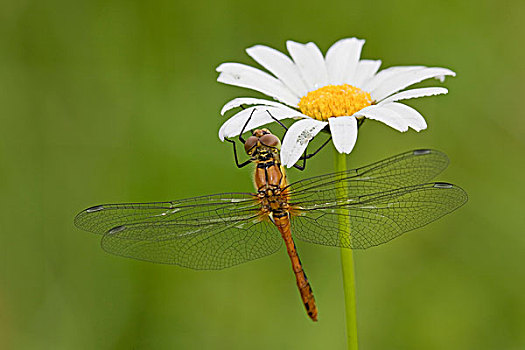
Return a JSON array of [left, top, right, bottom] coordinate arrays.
[[1, 0, 524, 349]]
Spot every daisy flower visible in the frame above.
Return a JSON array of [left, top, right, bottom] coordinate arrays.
[[217, 38, 455, 167]]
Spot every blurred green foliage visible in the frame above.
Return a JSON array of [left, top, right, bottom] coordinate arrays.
[[1, 0, 524, 349]]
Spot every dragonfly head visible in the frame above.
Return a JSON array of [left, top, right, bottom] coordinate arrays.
[[244, 129, 281, 156]]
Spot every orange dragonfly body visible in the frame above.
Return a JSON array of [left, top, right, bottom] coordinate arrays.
[[75, 131, 466, 321], [246, 128, 317, 320]]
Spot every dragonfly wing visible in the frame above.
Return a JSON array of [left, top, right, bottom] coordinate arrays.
[[100, 218, 281, 269], [75, 193, 259, 235], [288, 149, 449, 198], [291, 183, 467, 249], [75, 193, 282, 269]]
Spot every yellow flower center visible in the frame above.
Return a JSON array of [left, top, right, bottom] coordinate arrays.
[[298, 84, 372, 121]]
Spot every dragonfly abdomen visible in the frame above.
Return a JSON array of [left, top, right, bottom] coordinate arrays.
[[273, 213, 318, 321]]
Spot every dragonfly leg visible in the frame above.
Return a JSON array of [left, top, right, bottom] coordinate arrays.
[[223, 106, 256, 167], [265, 110, 288, 131], [357, 117, 365, 129], [224, 137, 252, 168], [238, 107, 257, 144], [292, 136, 332, 171], [264, 110, 331, 171]]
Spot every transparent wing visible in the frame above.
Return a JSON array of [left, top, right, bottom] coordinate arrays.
[[75, 193, 283, 269], [101, 218, 281, 270], [288, 149, 449, 200], [75, 193, 258, 235], [290, 183, 467, 249]]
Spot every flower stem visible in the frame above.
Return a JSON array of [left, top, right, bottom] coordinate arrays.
[[334, 151, 358, 350]]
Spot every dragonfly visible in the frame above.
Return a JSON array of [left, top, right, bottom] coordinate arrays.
[[74, 129, 467, 321]]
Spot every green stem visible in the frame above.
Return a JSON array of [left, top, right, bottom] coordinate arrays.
[[334, 151, 358, 350]]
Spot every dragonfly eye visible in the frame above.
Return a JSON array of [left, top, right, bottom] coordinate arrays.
[[244, 136, 258, 154], [260, 134, 280, 148]]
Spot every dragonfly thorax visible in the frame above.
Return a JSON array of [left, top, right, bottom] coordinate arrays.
[[245, 129, 289, 216], [258, 186, 289, 215]]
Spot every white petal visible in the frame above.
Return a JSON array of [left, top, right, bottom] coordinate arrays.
[[328, 116, 358, 154], [217, 63, 300, 106], [219, 105, 305, 141], [380, 102, 428, 131], [370, 67, 456, 102], [362, 66, 425, 92], [286, 41, 328, 91], [354, 105, 408, 132], [378, 87, 448, 105], [246, 45, 308, 97], [325, 38, 365, 85], [353, 59, 382, 88], [281, 118, 327, 167], [220, 98, 289, 115]]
